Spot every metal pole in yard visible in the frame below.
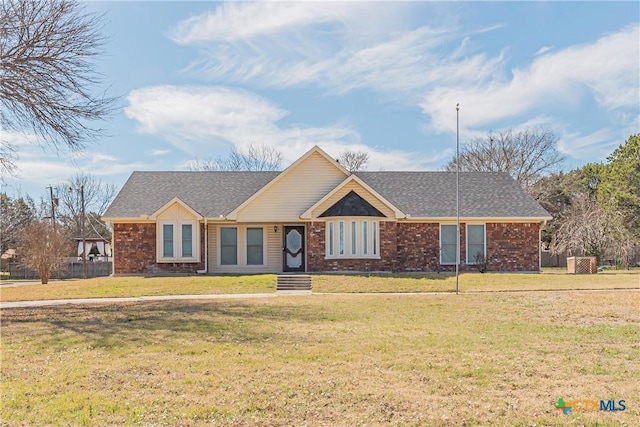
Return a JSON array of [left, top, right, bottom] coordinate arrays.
[[456, 103, 460, 295]]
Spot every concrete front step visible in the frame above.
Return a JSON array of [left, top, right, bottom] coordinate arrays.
[[276, 274, 312, 291]]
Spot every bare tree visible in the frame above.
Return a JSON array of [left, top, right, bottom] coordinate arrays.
[[338, 150, 370, 172], [0, 192, 36, 254], [0, 0, 117, 176], [189, 144, 283, 171], [446, 127, 564, 190], [551, 194, 611, 264], [0, 142, 17, 177], [55, 173, 116, 240], [19, 219, 71, 284]]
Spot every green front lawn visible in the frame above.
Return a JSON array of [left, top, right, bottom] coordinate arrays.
[[1, 269, 638, 302], [2, 291, 638, 425]]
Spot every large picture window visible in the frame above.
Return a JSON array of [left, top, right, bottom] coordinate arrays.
[[466, 224, 486, 264], [326, 219, 379, 258], [440, 224, 457, 265], [218, 226, 266, 267], [220, 227, 238, 265]]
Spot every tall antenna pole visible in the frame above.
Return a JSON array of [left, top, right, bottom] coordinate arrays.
[[456, 103, 460, 295]]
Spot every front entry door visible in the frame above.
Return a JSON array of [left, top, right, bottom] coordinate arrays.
[[283, 226, 305, 272]]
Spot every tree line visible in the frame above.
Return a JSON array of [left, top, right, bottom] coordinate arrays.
[[1, 174, 115, 283], [451, 130, 639, 267]]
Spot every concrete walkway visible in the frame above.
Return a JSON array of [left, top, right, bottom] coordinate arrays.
[[0, 293, 280, 309], [1, 288, 636, 310]]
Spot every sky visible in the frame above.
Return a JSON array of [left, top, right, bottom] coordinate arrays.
[[2, 0, 639, 202]]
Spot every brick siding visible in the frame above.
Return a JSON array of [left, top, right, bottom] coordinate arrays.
[[113, 221, 540, 274], [306, 221, 396, 272], [486, 222, 540, 271], [307, 221, 540, 273], [113, 223, 205, 274]]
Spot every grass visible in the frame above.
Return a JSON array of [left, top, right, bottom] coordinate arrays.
[[0, 275, 277, 302], [1, 291, 638, 425], [1, 269, 638, 302]]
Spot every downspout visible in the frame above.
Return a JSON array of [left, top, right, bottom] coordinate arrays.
[[197, 219, 208, 274]]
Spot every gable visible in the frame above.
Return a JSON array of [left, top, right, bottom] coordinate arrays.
[[303, 175, 403, 219], [320, 191, 385, 217], [151, 198, 202, 221], [230, 147, 349, 222]]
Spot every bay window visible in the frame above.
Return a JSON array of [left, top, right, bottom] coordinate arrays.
[[326, 219, 379, 258]]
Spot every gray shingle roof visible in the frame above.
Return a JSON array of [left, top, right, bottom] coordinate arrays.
[[356, 171, 551, 218], [104, 170, 551, 220], [103, 171, 278, 219]]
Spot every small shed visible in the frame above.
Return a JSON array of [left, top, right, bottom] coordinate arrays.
[[567, 256, 597, 274]]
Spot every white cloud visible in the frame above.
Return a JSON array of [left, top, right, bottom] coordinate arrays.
[[149, 149, 171, 156], [125, 84, 358, 156], [421, 24, 640, 133], [3, 142, 151, 198], [534, 45, 554, 56], [124, 84, 442, 170], [171, 2, 501, 101], [558, 129, 619, 161], [170, 2, 413, 46]]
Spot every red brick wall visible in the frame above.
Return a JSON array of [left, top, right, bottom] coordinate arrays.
[[306, 221, 396, 272], [486, 222, 540, 271], [113, 221, 540, 274], [395, 222, 439, 271], [113, 223, 205, 274], [307, 221, 541, 273]]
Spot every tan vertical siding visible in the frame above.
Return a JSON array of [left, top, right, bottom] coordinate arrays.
[[208, 225, 217, 273], [208, 223, 283, 274], [267, 225, 283, 273], [236, 151, 347, 222]]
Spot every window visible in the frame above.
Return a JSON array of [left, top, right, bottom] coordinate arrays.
[[372, 221, 378, 256], [440, 224, 457, 265], [162, 224, 174, 258], [326, 219, 379, 258], [158, 221, 198, 262], [328, 222, 334, 256], [181, 224, 193, 258], [220, 227, 238, 265], [467, 224, 486, 264], [246, 228, 264, 265], [362, 220, 369, 255], [350, 221, 357, 255]]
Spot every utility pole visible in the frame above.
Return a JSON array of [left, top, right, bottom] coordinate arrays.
[[46, 185, 57, 232], [69, 185, 87, 279]]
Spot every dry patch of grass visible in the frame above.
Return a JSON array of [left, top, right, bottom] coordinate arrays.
[[1, 291, 638, 425]]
